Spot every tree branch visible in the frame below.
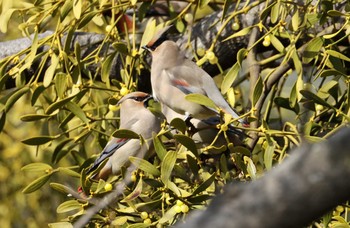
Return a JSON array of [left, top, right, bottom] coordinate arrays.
[[175, 126, 350, 228]]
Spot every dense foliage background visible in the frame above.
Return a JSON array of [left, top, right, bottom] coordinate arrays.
[[0, 0, 349, 227]]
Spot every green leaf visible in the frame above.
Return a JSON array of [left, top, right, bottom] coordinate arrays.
[[300, 90, 333, 108], [158, 205, 178, 224], [326, 50, 350, 62], [31, 85, 46, 106], [187, 154, 199, 176], [59, 167, 80, 178], [73, 0, 82, 19], [221, 62, 240, 94], [199, 0, 210, 8], [244, 156, 257, 180], [56, 200, 81, 213], [112, 42, 128, 54], [223, 26, 252, 41], [5, 86, 30, 112], [22, 136, 56, 145], [60, 0, 73, 21], [52, 139, 74, 164], [270, 1, 280, 24], [43, 54, 59, 87], [170, 118, 187, 134], [252, 76, 263, 106], [20, 114, 51, 122], [129, 157, 160, 176], [185, 94, 217, 109], [45, 95, 75, 114], [112, 129, 139, 139], [123, 178, 143, 202], [174, 134, 198, 157], [66, 101, 89, 125], [21, 163, 52, 172], [319, 69, 346, 78], [153, 135, 167, 161], [0, 9, 16, 33], [292, 8, 299, 31], [55, 72, 67, 99], [327, 10, 344, 16], [302, 37, 324, 64], [260, 2, 277, 21], [128, 223, 151, 228], [22, 173, 52, 193], [292, 49, 302, 75], [78, 11, 97, 29], [161, 151, 177, 185], [236, 48, 247, 67], [270, 35, 285, 53], [50, 182, 72, 194], [264, 135, 275, 170], [101, 52, 117, 83], [192, 173, 215, 196], [136, 199, 162, 212]]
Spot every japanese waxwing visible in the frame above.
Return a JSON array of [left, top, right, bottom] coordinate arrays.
[[162, 105, 243, 154], [143, 27, 247, 125], [86, 92, 162, 180]]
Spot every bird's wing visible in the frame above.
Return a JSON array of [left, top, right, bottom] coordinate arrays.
[[86, 138, 130, 174], [164, 65, 205, 95]]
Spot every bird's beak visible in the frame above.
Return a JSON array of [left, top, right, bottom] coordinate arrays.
[[142, 45, 152, 52]]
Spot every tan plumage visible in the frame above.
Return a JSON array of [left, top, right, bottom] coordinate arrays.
[[144, 36, 246, 124], [86, 92, 162, 180]]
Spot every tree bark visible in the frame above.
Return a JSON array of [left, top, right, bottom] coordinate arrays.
[[175, 127, 350, 228]]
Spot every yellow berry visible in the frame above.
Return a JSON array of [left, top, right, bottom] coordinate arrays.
[[104, 183, 113, 191], [120, 87, 129, 96], [174, 205, 182, 213], [176, 200, 184, 206], [263, 39, 270, 47], [143, 218, 152, 224], [131, 174, 137, 182], [209, 56, 218, 65], [196, 48, 206, 57], [336, 205, 344, 213], [220, 124, 228, 132], [232, 22, 240, 31], [205, 51, 216, 61], [140, 212, 149, 219], [105, 25, 113, 33], [181, 204, 189, 213], [315, 104, 324, 112], [184, 13, 193, 23]]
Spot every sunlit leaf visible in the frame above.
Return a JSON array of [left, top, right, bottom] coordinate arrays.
[[302, 37, 324, 64], [223, 26, 252, 41], [326, 50, 350, 62], [0, 9, 16, 33], [185, 94, 217, 109], [56, 200, 82, 213], [221, 63, 240, 94], [174, 134, 198, 157], [161, 151, 177, 185], [264, 135, 275, 170], [112, 129, 139, 139], [43, 54, 59, 87], [22, 173, 52, 194], [244, 156, 257, 180], [21, 163, 53, 172], [122, 178, 143, 202], [48, 222, 73, 228], [252, 76, 263, 106], [153, 135, 167, 161], [101, 52, 117, 83], [73, 0, 82, 19], [66, 101, 89, 125], [129, 156, 161, 176]]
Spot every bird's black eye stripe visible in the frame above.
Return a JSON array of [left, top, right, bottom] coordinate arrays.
[[130, 95, 150, 102]]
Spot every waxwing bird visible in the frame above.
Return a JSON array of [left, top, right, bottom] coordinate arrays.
[[143, 31, 247, 125], [86, 92, 162, 180], [162, 105, 244, 154]]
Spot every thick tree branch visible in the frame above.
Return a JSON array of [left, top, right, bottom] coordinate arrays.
[[175, 126, 350, 228]]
